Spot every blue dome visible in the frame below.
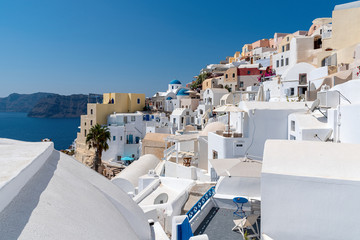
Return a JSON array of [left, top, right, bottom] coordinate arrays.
[[176, 88, 190, 96], [166, 97, 172, 100], [170, 79, 181, 85]]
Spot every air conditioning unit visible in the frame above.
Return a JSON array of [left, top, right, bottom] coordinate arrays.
[[317, 90, 339, 108]]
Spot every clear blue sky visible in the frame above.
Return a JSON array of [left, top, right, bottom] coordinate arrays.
[[0, 0, 348, 97]]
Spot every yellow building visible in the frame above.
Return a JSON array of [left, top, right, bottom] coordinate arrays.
[[202, 77, 222, 90], [241, 44, 253, 58], [277, 34, 294, 53], [75, 92, 145, 165], [228, 51, 241, 63], [330, 2, 360, 64]]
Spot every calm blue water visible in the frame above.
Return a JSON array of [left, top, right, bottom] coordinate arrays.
[[0, 112, 80, 150]]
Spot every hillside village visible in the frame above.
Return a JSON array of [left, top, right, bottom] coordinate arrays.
[[2, 1, 360, 240]]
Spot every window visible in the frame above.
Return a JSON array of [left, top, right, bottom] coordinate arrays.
[[113, 136, 116, 141], [200, 109, 203, 114], [276, 60, 279, 68], [285, 58, 289, 66], [260, 71, 262, 74], [281, 59, 284, 66], [240, 81, 244, 87], [225, 74, 228, 78], [290, 88, 295, 96], [232, 73, 235, 78], [90, 109, 93, 115], [124, 116, 127, 123], [286, 44, 290, 51], [84, 122, 86, 126], [247, 71, 250, 75], [131, 116, 135, 122], [84, 129, 87, 137], [320, 29, 322, 34], [287, 36, 289, 41], [212, 150, 218, 159], [282, 46, 285, 52], [299, 73, 307, 85], [172, 86, 174, 89], [173, 118, 176, 124], [291, 120, 295, 131], [120, 136, 123, 141], [137, 98, 140, 104], [90, 120, 93, 126]]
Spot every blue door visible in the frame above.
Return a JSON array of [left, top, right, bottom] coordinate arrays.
[[128, 134, 133, 144]]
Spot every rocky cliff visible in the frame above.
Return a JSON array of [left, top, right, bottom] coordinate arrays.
[[0, 92, 88, 118], [28, 94, 88, 118], [0, 92, 56, 112]]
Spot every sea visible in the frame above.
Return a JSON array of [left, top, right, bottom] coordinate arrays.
[[0, 112, 80, 150]]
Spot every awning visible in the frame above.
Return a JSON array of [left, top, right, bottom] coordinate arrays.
[[121, 157, 134, 161], [209, 158, 262, 178], [165, 134, 199, 142]]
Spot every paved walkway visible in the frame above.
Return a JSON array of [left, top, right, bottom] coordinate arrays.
[[194, 208, 244, 240]]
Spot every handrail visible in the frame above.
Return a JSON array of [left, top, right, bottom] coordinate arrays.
[[186, 186, 215, 221], [333, 90, 351, 104], [163, 144, 176, 158]]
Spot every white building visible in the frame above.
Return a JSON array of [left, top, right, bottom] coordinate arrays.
[[152, 79, 183, 111], [287, 79, 360, 144], [280, 62, 316, 98], [208, 102, 308, 160], [262, 140, 360, 240], [202, 88, 228, 107], [170, 108, 196, 131], [103, 112, 171, 162]]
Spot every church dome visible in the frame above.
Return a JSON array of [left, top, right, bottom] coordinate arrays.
[[170, 79, 181, 85]]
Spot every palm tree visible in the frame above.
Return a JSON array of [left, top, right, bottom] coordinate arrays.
[[86, 123, 111, 173]]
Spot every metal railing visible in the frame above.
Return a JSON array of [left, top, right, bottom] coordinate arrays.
[[186, 186, 215, 221]]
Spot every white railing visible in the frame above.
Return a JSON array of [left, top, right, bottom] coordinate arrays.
[[163, 144, 176, 159]]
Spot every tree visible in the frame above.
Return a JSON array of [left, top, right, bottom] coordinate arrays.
[[190, 72, 211, 90], [86, 123, 111, 173]]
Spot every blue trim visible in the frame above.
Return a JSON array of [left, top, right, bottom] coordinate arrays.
[[177, 217, 193, 240], [186, 186, 215, 221]]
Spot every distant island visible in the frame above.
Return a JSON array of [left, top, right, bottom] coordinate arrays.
[[0, 92, 91, 118]]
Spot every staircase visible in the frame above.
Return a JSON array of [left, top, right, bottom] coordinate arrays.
[[182, 183, 216, 215]]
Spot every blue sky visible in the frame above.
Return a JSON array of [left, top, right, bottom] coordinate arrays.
[[0, 0, 348, 97]]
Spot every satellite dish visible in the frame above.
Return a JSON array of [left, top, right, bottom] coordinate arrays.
[[310, 99, 320, 112]]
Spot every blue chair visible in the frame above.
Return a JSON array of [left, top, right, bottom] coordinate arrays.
[[233, 197, 248, 218]]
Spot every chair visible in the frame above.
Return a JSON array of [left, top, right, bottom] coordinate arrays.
[[232, 214, 260, 240], [233, 197, 248, 218], [250, 199, 261, 215]]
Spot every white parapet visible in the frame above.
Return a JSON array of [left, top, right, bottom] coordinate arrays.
[[0, 138, 54, 213]]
